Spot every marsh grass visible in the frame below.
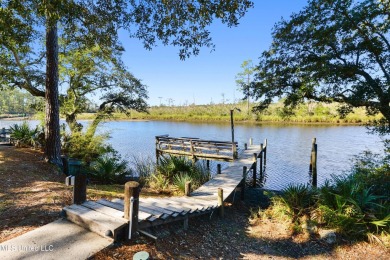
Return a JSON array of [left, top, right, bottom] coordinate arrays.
[[76, 100, 383, 124]]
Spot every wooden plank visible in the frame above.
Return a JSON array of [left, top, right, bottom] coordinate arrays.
[[142, 198, 188, 215], [96, 199, 152, 221], [64, 204, 127, 241], [82, 201, 123, 219], [138, 210, 212, 229], [112, 198, 171, 220], [140, 202, 180, 218], [139, 206, 169, 220], [167, 197, 212, 212], [160, 197, 203, 213]]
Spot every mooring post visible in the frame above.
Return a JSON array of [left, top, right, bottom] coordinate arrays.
[[124, 181, 140, 238], [241, 166, 247, 200], [260, 144, 264, 178], [185, 181, 191, 196], [206, 160, 210, 170], [155, 137, 160, 165], [249, 137, 253, 146], [217, 163, 221, 174], [309, 138, 316, 172], [73, 173, 87, 205], [252, 153, 257, 187], [244, 143, 247, 150], [264, 139, 267, 166], [218, 188, 224, 217], [311, 143, 318, 188]]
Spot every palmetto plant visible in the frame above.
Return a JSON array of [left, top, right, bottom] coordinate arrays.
[[316, 172, 390, 237], [278, 184, 316, 222], [173, 173, 193, 193], [89, 154, 130, 184], [156, 155, 210, 190], [9, 122, 39, 147], [157, 155, 193, 179]]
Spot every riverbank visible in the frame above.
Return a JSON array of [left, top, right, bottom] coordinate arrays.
[[1, 146, 388, 259], [76, 101, 381, 125]]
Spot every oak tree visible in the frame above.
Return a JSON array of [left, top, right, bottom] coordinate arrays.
[[249, 0, 390, 133], [0, 0, 253, 166]]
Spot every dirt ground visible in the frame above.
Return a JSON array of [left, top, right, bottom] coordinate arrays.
[[0, 145, 389, 259]]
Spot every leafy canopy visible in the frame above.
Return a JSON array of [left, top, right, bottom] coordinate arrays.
[[249, 0, 390, 133]]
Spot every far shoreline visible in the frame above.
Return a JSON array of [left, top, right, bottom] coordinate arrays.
[[0, 115, 369, 127]]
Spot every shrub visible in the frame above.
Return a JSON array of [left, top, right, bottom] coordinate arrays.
[[173, 173, 193, 193], [89, 153, 131, 184], [148, 172, 170, 191], [264, 151, 389, 242], [279, 184, 316, 222], [155, 155, 210, 191], [157, 155, 193, 179], [61, 129, 112, 163], [315, 156, 390, 238], [9, 122, 40, 147]]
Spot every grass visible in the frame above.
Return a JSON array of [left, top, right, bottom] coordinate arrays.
[[73, 100, 382, 124], [87, 184, 125, 200]]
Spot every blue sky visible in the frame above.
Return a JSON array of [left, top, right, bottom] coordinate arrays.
[[119, 1, 308, 106]]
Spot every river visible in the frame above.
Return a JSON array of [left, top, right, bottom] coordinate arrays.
[[0, 120, 385, 190]]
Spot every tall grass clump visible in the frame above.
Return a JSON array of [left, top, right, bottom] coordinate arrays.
[[130, 155, 155, 186]]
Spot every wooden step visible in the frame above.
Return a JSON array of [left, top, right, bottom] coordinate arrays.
[[63, 204, 127, 241]]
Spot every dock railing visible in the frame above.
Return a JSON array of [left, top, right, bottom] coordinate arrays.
[[155, 135, 239, 162]]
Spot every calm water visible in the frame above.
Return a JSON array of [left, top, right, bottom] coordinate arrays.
[[1, 120, 385, 190]]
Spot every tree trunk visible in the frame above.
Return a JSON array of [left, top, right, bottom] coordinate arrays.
[[45, 20, 62, 167]]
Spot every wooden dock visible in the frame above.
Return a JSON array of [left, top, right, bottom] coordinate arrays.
[[156, 135, 238, 161], [62, 141, 266, 241]]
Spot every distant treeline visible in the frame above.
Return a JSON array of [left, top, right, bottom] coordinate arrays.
[[79, 100, 381, 124], [0, 89, 42, 116], [2, 87, 379, 124]]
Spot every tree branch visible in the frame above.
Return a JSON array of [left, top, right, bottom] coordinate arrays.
[[10, 48, 45, 97]]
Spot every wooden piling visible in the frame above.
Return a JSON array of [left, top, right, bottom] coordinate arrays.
[[252, 153, 257, 187], [264, 139, 267, 166], [218, 188, 224, 217], [233, 143, 238, 159], [311, 143, 318, 187], [124, 181, 140, 237], [260, 144, 263, 178], [309, 138, 316, 172], [206, 160, 210, 170], [217, 164, 221, 174], [241, 166, 247, 200], [249, 138, 253, 146], [185, 181, 191, 196], [244, 143, 247, 150], [73, 174, 87, 205]]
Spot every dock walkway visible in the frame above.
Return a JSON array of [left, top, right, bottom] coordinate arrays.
[[62, 143, 264, 241]]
